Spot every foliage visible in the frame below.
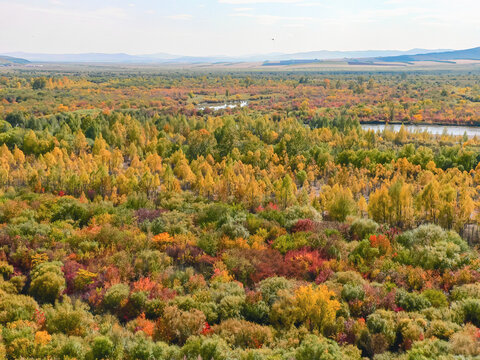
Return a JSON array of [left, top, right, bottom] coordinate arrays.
[[29, 261, 66, 304], [271, 285, 340, 332], [0, 69, 480, 359], [350, 218, 379, 240]]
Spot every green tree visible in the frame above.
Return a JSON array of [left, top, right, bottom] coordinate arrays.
[[29, 261, 65, 304], [32, 77, 47, 90], [276, 174, 297, 209], [328, 186, 356, 221]]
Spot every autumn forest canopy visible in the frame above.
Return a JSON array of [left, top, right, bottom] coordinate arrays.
[[1, 68, 480, 359]]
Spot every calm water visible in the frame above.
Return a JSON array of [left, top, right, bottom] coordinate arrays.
[[198, 101, 248, 111], [361, 123, 480, 137]]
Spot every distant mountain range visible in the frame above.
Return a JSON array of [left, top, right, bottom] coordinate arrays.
[[376, 47, 480, 63], [0, 55, 30, 65], [267, 48, 452, 61], [3, 52, 152, 63], [1, 47, 480, 65], [0, 48, 455, 64]]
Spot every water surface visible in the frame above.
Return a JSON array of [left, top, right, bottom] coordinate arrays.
[[198, 101, 248, 111], [361, 123, 480, 137]]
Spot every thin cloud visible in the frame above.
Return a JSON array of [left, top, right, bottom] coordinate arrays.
[[231, 12, 313, 25], [295, 2, 332, 7], [220, 0, 304, 4], [413, 12, 480, 25], [1, 3, 128, 20], [167, 14, 193, 20], [321, 6, 428, 25], [284, 23, 306, 28]]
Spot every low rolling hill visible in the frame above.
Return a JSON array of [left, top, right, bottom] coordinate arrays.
[[0, 55, 30, 65], [377, 47, 480, 63]]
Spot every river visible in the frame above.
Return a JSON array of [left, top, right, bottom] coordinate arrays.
[[361, 123, 480, 137], [197, 101, 248, 111]]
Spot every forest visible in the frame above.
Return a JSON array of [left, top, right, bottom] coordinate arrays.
[[1, 68, 480, 359]]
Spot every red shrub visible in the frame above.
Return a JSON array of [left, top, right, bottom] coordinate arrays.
[[201, 321, 213, 335], [62, 260, 83, 294], [133, 277, 157, 294], [250, 249, 284, 283], [369, 234, 391, 254], [283, 248, 325, 280], [291, 219, 318, 233]]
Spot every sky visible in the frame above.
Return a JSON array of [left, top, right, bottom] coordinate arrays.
[[1, 0, 480, 56]]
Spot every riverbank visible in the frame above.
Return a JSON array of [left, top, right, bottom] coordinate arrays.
[[359, 120, 480, 127]]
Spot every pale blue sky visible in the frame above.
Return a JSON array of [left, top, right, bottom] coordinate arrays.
[[1, 0, 479, 55]]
